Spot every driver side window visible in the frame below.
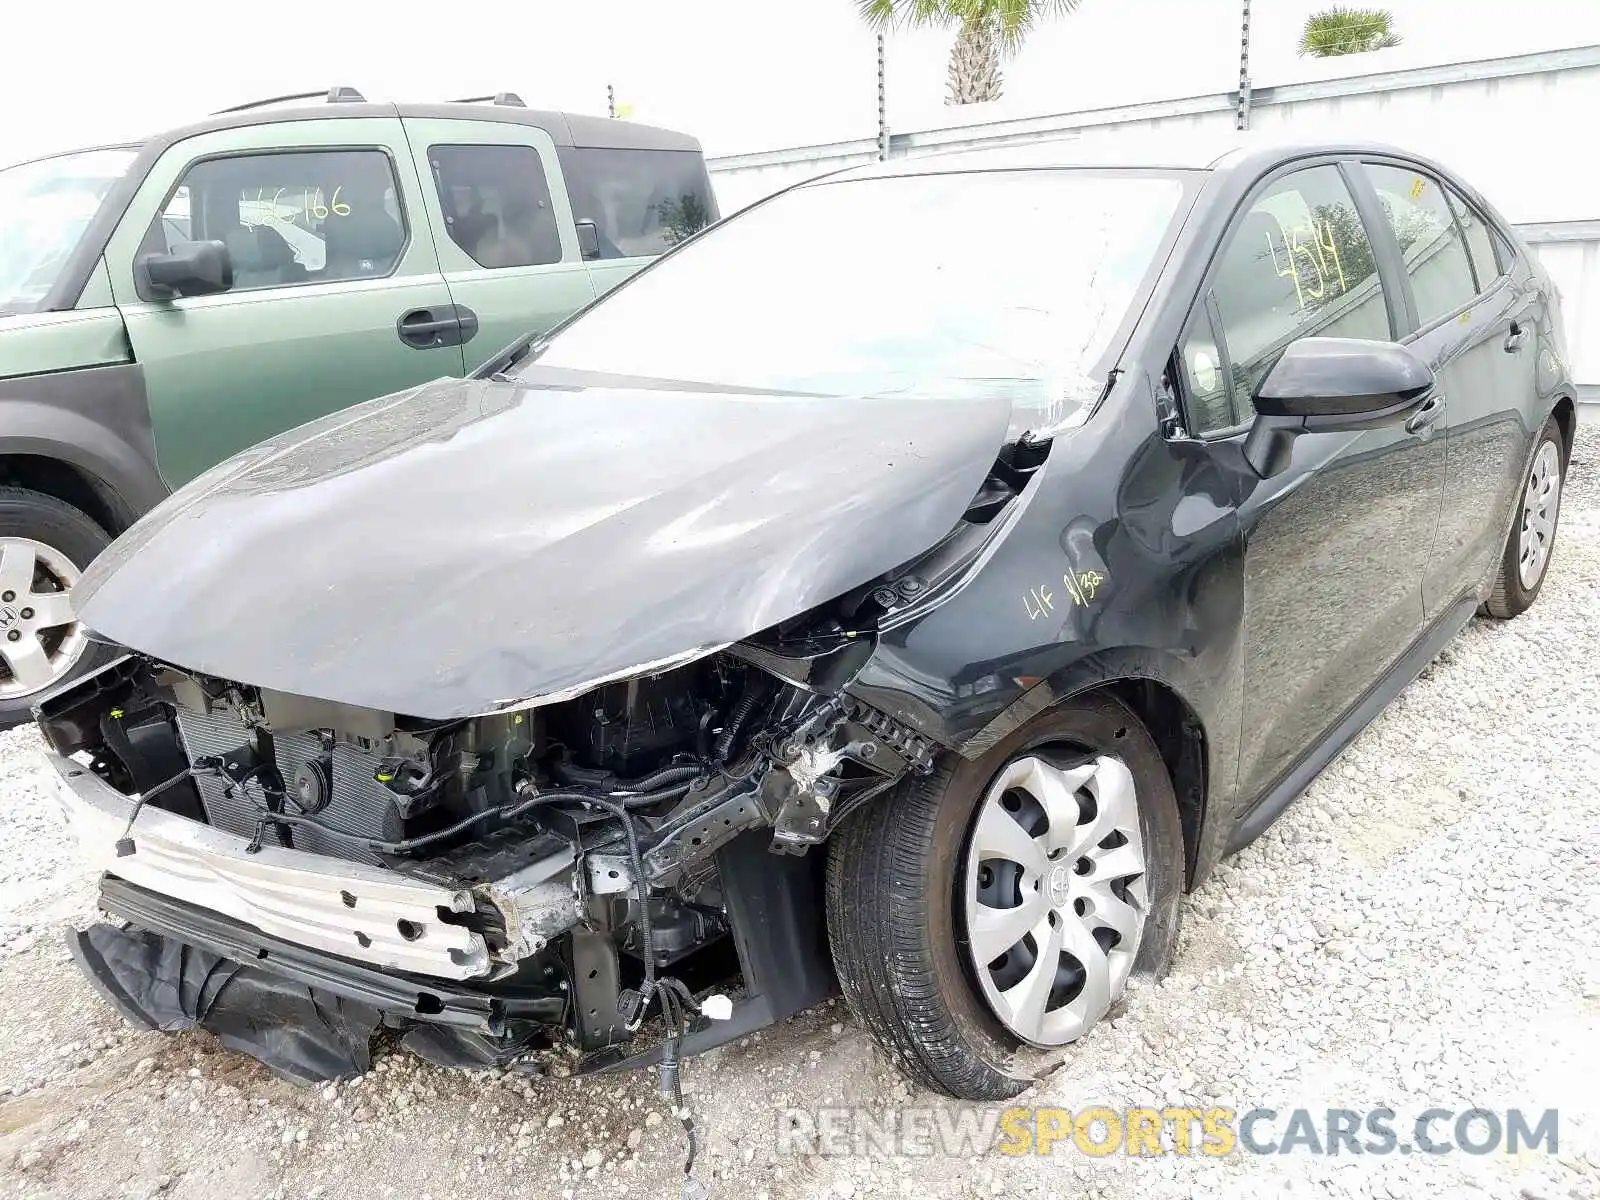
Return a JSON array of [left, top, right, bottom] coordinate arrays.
[[1179, 164, 1390, 436]]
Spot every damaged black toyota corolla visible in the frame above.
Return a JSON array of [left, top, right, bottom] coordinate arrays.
[[34, 139, 1575, 1100]]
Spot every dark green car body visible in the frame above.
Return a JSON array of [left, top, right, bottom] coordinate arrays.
[[0, 94, 717, 720]]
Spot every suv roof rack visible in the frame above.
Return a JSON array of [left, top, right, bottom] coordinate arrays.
[[450, 92, 527, 107], [214, 86, 366, 115]]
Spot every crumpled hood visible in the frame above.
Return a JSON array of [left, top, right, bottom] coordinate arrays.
[[76, 370, 1014, 718]]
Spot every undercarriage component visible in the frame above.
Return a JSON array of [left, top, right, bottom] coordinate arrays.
[[69, 919, 384, 1085], [767, 699, 936, 851], [581, 829, 836, 1074], [570, 927, 630, 1050]]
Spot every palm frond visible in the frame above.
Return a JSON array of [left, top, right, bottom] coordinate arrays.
[[1298, 6, 1401, 57], [856, 0, 961, 33], [859, 0, 1080, 53], [981, 0, 1082, 54]]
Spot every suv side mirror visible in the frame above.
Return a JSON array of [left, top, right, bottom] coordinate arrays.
[[574, 219, 602, 261], [138, 240, 234, 299], [1243, 336, 1436, 478]]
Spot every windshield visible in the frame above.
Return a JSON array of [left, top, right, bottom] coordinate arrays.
[[528, 169, 1189, 428], [0, 147, 138, 315]]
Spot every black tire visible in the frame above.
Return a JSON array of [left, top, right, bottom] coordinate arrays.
[[824, 693, 1185, 1100], [0, 487, 115, 730], [1481, 415, 1566, 620]]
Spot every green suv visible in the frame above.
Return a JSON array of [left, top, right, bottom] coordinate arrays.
[[0, 88, 717, 723]]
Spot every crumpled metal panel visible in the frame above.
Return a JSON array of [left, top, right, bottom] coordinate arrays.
[[74, 371, 1013, 719]]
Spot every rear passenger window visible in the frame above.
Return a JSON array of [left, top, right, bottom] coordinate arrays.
[[429, 145, 562, 269], [1364, 164, 1480, 327], [145, 149, 405, 293], [1181, 164, 1388, 435], [557, 146, 717, 259], [1444, 186, 1505, 289]]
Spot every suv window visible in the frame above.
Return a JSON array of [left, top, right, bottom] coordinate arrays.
[[429, 144, 561, 269], [146, 150, 405, 292], [557, 146, 717, 259], [1181, 163, 1388, 435], [1365, 163, 1480, 327]]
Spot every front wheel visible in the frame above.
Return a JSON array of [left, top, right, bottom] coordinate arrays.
[[0, 487, 115, 729], [825, 693, 1185, 1100], [1481, 415, 1566, 620]]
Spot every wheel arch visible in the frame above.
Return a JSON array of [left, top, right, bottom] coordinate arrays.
[[1065, 678, 1209, 890], [940, 666, 1221, 891], [0, 452, 135, 537], [0, 363, 169, 533], [1551, 393, 1577, 468]]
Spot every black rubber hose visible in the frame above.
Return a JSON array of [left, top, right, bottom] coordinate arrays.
[[713, 686, 763, 762], [244, 789, 602, 855], [610, 765, 704, 795]]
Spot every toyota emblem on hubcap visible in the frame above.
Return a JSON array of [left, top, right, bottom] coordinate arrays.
[[1047, 862, 1073, 908]]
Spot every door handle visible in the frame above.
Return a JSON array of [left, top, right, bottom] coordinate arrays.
[[397, 307, 464, 349], [1404, 393, 1444, 436], [1504, 320, 1529, 353]]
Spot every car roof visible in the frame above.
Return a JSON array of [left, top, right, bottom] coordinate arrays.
[[10, 100, 702, 170], [818, 132, 1424, 181]]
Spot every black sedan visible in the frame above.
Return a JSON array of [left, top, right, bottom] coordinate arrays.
[[38, 136, 1574, 1101]]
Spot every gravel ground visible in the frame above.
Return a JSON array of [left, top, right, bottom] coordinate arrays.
[[1, 425, 1596, 1200]]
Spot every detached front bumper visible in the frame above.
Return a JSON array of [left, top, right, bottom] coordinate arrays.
[[42, 751, 492, 980]]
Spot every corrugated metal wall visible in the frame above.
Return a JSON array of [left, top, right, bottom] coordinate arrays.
[[708, 46, 1600, 393]]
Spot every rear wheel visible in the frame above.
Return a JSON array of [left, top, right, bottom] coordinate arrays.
[[1482, 416, 1565, 619], [0, 488, 114, 729], [824, 694, 1184, 1099]]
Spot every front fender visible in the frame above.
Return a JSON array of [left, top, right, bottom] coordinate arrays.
[[0, 363, 168, 520]]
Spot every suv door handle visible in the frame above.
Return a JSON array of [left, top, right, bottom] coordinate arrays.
[[1404, 393, 1444, 437], [1504, 320, 1529, 353], [397, 306, 468, 349]]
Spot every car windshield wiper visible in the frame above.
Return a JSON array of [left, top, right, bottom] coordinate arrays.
[[484, 335, 548, 383]]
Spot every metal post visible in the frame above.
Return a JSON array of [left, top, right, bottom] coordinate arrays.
[[877, 33, 891, 161], [607, 84, 616, 119], [1235, 0, 1252, 130]]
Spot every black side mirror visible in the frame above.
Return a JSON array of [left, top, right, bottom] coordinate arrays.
[[1243, 337, 1436, 478], [138, 240, 233, 299], [574, 219, 602, 261]]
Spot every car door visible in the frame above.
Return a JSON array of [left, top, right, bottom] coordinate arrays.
[[104, 117, 462, 489], [1174, 159, 1447, 804], [1356, 160, 1542, 614], [398, 118, 597, 371]]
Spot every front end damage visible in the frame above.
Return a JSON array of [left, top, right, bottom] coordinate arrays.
[[37, 643, 939, 1081], [37, 370, 1054, 1084]]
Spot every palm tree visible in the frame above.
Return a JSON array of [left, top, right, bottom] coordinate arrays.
[[858, 0, 1082, 106], [1298, 6, 1402, 57]]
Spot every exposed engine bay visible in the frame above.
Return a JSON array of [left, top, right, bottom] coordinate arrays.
[[37, 642, 939, 1076]]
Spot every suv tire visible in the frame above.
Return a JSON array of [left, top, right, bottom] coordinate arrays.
[[0, 488, 114, 729]]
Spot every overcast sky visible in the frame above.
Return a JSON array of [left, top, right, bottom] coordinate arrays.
[[6, 0, 1600, 167]]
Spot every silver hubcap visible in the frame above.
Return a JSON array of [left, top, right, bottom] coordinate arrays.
[[0, 538, 85, 702], [1518, 441, 1562, 590], [962, 754, 1147, 1046]]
